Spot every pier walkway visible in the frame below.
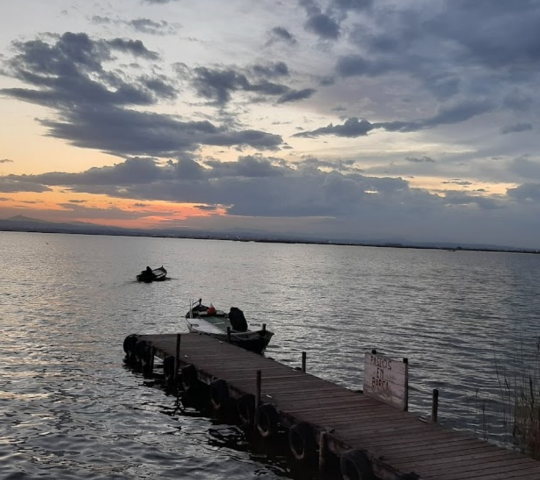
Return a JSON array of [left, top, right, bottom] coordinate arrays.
[[128, 333, 540, 480]]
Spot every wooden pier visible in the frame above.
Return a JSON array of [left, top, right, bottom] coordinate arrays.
[[123, 333, 540, 480]]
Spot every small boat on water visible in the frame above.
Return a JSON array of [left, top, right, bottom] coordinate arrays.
[[185, 300, 273, 354], [136, 266, 167, 283]]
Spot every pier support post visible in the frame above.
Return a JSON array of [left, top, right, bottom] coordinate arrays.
[[147, 346, 155, 376], [318, 431, 328, 470], [302, 352, 307, 373], [256, 370, 262, 408], [227, 327, 231, 343], [174, 334, 181, 384], [403, 357, 409, 412], [262, 323, 266, 332], [432, 389, 439, 423]]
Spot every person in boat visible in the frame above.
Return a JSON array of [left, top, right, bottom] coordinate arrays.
[[229, 307, 247, 332], [207, 304, 216, 316], [140, 266, 155, 280]]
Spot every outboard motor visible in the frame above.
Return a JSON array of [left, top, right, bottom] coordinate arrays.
[[229, 307, 248, 332]]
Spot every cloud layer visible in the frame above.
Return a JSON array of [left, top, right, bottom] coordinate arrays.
[[0, 0, 540, 248]]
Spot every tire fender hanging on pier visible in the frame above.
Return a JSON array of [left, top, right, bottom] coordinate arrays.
[[255, 403, 279, 438], [237, 394, 256, 426], [288, 422, 317, 462], [210, 379, 229, 410], [163, 356, 176, 383], [181, 364, 198, 391], [340, 449, 374, 480], [134, 339, 149, 365], [123, 334, 139, 363]]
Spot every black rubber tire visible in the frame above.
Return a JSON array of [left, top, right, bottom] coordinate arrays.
[[255, 403, 279, 438], [340, 449, 374, 480], [123, 334, 138, 354], [237, 394, 256, 426], [288, 422, 317, 462], [123, 334, 139, 363], [210, 379, 230, 411], [134, 339, 148, 364], [163, 356, 176, 382], [181, 364, 198, 390]]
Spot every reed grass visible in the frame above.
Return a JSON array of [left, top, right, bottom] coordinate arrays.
[[495, 337, 540, 459]]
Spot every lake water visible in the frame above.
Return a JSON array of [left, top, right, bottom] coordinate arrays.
[[1, 231, 540, 479]]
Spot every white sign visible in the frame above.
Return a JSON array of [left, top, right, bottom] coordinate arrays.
[[363, 353, 408, 411]]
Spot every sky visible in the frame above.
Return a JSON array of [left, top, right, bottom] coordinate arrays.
[[1, 0, 540, 249]]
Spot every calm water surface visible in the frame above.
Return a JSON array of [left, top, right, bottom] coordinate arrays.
[[1, 231, 540, 479]]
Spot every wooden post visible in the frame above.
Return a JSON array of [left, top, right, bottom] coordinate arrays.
[[148, 346, 155, 375], [318, 431, 328, 470], [301, 352, 307, 373], [432, 388, 439, 423], [174, 334, 181, 383], [262, 323, 266, 332], [256, 370, 262, 408], [227, 327, 231, 343], [403, 357, 409, 412]]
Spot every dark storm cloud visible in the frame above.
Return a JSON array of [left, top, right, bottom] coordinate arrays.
[[296, 101, 493, 138], [298, 157, 362, 173], [0, 159, 14, 163], [2, 32, 169, 109], [336, 55, 388, 77], [331, 0, 373, 11], [203, 155, 289, 178], [501, 123, 533, 135], [509, 157, 540, 181], [0, 33, 282, 155], [277, 88, 316, 104], [443, 180, 472, 186], [294, 117, 374, 138], [428, 1, 540, 69], [0, 177, 51, 193], [25, 157, 168, 186], [250, 62, 289, 78], [186, 65, 315, 106], [1, 155, 421, 218], [267, 27, 298, 46], [107, 38, 159, 59], [443, 192, 502, 210], [301, 0, 340, 40], [129, 18, 178, 35], [337, 1, 540, 110], [37, 108, 282, 155], [405, 156, 435, 164], [92, 16, 180, 36], [507, 183, 540, 203]]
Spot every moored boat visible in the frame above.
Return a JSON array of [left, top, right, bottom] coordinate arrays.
[[136, 266, 167, 283], [185, 300, 273, 354]]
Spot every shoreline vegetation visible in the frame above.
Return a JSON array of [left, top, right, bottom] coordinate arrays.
[[500, 339, 540, 460], [474, 339, 540, 460], [0, 216, 539, 255]]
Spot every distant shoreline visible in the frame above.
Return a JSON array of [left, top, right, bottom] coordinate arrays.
[[1, 225, 539, 255]]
